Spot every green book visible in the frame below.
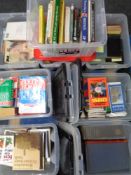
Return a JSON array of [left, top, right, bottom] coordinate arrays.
[[0, 79, 14, 107], [52, 0, 60, 43]]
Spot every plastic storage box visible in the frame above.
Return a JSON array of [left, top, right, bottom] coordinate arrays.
[[75, 120, 131, 175], [0, 13, 39, 70], [0, 69, 52, 120], [53, 62, 131, 123], [0, 122, 59, 175], [58, 121, 84, 175], [27, 0, 107, 58], [85, 13, 131, 70]]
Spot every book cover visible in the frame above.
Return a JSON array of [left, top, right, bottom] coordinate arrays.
[[108, 82, 126, 113], [64, 6, 71, 43], [88, 77, 110, 108], [52, 0, 60, 43], [13, 133, 41, 170], [18, 76, 47, 114], [58, 0, 65, 44], [81, 0, 88, 42], [38, 5, 46, 44], [0, 135, 14, 167], [0, 79, 14, 107], [4, 41, 34, 63], [45, 2, 53, 44]]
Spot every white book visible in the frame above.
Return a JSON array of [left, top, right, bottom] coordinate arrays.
[[45, 2, 53, 43], [4, 22, 26, 41], [64, 7, 71, 43]]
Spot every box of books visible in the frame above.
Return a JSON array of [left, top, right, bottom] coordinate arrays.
[[0, 13, 39, 70], [0, 69, 52, 120], [52, 62, 131, 123], [0, 123, 59, 175], [27, 0, 107, 59], [85, 13, 131, 70]]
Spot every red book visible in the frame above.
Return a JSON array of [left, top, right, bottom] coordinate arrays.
[[88, 77, 109, 108]]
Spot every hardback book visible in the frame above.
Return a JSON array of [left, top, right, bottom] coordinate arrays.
[[64, 6, 71, 43]]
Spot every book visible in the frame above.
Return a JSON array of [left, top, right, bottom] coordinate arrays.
[[70, 4, 74, 42], [4, 41, 34, 63], [107, 25, 122, 35], [81, 0, 88, 42], [4, 22, 26, 41], [45, 2, 53, 44], [38, 5, 46, 44], [13, 133, 42, 170], [0, 79, 14, 107], [73, 8, 81, 42], [91, 0, 95, 42], [52, 0, 60, 43], [88, 77, 110, 108], [108, 82, 126, 113], [58, 0, 65, 44], [0, 135, 14, 167], [0, 108, 15, 118], [64, 6, 71, 43], [88, 0, 91, 42], [50, 0, 56, 44], [18, 76, 47, 114]]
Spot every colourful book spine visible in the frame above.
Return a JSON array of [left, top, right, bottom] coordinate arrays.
[[64, 6, 71, 43], [38, 5, 46, 44], [81, 0, 88, 42], [58, 0, 65, 44], [52, 0, 60, 43], [45, 2, 53, 44]]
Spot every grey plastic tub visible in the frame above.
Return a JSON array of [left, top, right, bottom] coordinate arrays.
[[0, 68, 52, 120], [0, 13, 39, 70], [85, 13, 131, 70], [0, 122, 59, 175]]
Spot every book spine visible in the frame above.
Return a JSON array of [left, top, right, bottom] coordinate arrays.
[[77, 9, 81, 42], [88, 0, 91, 42], [81, 0, 88, 42], [64, 7, 71, 43], [58, 0, 65, 44], [70, 4, 74, 42], [73, 8, 79, 42], [50, 0, 55, 44], [52, 0, 60, 43], [91, 0, 95, 42], [38, 5, 45, 44], [45, 2, 53, 44]]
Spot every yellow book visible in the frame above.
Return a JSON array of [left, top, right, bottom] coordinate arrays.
[[58, 0, 65, 44], [38, 5, 45, 44]]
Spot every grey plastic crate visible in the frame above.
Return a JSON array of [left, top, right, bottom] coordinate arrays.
[[58, 121, 84, 175], [75, 120, 131, 175], [85, 13, 131, 70], [0, 68, 52, 120], [0, 13, 39, 70], [0, 122, 59, 175]]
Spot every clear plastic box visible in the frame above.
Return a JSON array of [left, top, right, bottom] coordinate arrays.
[[0, 122, 59, 175], [52, 62, 131, 123], [0, 13, 39, 70], [75, 120, 131, 175], [85, 14, 131, 70], [27, 0, 107, 57], [0, 68, 52, 120]]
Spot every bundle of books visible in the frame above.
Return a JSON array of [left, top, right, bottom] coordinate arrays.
[[2, 21, 34, 64], [0, 128, 51, 171], [0, 75, 47, 118], [82, 77, 127, 119], [38, 0, 95, 44]]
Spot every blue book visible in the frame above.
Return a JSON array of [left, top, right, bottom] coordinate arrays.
[[108, 82, 126, 113], [82, 0, 88, 42]]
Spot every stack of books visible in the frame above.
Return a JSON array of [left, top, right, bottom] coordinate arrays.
[[38, 0, 95, 44]]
